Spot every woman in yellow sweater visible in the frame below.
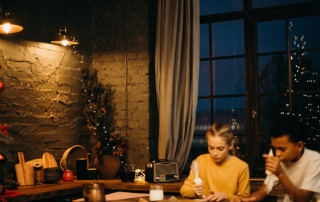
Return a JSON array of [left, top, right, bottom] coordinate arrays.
[[180, 123, 250, 201]]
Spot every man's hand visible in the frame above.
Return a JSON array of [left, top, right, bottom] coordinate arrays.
[[263, 154, 283, 176], [193, 182, 204, 198], [205, 190, 226, 202]]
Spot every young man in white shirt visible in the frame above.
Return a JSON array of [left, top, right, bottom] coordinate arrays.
[[234, 115, 320, 202]]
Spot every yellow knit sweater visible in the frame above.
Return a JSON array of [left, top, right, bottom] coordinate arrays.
[[180, 154, 250, 200]]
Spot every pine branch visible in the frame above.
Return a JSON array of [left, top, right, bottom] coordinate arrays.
[[0, 132, 13, 143]]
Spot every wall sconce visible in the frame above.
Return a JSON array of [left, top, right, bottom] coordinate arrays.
[[51, 0, 79, 46], [0, 12, 23, 34]]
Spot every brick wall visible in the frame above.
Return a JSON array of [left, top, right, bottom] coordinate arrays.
[[91, 0, 158, 168], [0, 0, 93, 172], [0, 0, 158, 174]]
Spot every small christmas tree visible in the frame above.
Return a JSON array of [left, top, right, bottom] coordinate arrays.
[[80, 66, 127, 164]]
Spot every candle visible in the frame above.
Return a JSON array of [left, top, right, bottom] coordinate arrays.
[[149, 190, 164, 201]]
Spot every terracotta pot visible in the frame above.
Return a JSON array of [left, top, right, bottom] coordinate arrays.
[[93, 154, 121, 179]]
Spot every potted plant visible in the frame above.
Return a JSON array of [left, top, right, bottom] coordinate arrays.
[[93, 131, 127, 179], [81, 67, 127, 179]]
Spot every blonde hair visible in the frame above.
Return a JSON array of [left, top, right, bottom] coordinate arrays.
[[206, 123, 233, 144]]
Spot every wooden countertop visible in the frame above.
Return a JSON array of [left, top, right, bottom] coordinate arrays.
[[5, 178, 283, 202]]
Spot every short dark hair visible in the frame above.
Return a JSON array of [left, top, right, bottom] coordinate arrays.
[[268, 115, 307, 143]]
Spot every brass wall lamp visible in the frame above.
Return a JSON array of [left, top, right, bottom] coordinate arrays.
[[51, 0, 79, 46], [0, 0, 23, 34], [51, 25, 79, 46]]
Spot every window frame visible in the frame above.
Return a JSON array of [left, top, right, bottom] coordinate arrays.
[[199, 0, 320, 176]]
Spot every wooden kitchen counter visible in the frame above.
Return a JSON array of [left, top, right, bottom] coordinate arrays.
[[5, 178, 283, 202], [6, 179, 183, 202]]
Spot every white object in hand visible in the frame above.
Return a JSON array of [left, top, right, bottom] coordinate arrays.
[[265, 148, 274, 194], [194, 177, 203, 184], [192, 161, 206, 200], [149, 190, 164, 201]]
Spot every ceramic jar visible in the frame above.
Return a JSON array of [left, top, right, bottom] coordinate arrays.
[[63, 170, 74, 182]]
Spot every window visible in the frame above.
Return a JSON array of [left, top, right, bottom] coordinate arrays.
[[189, 0, 320, 176]]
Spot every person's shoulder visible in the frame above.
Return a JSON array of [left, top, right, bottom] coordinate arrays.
[[230, 156, 249, 168], [197, 153, 211, 161], [304, 148, 320, 160], [305, 148, 320, 162]]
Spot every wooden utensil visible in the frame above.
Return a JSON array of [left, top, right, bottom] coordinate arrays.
[[15, 152, 34, 186], [42, 152, 58, 169], [25, 158, 42, 167]]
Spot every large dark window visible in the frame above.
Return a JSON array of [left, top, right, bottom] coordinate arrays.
[[189, 0, 320, 176]]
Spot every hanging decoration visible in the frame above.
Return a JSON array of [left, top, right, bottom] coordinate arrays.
[[0, 153, 7, 165]]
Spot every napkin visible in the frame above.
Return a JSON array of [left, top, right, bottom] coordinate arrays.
[[191, 160, 206, 200], [264, 148, 275, 194]]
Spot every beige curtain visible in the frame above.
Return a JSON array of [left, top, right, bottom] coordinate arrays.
[[155, 0, 200, 172]]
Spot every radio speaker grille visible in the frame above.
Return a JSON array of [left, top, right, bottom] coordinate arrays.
[[155, 164, 177, 174]]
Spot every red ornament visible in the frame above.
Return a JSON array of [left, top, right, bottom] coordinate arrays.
[[0, 81, 5, 92], [0, 153, 7, 165], [0, 64, 2, 69], [2, 124, 7, 131], [3, 131, 8, 136]]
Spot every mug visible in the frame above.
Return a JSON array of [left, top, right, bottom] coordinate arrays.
[[76, 158, 87, 180], [63, 170, 74, 182]]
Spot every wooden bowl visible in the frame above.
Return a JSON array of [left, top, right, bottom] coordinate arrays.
[[44, 167, 61, 183]]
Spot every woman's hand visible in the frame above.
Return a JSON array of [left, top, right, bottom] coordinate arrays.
[[193, 182, 204, 197], [206, 190, 226, 202]]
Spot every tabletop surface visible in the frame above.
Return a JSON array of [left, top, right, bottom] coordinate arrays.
[[5, 178, 281, 202]]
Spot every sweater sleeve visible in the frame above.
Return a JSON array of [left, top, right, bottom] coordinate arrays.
[[180, 169, 197, 198], [225, 164, 251, 200]]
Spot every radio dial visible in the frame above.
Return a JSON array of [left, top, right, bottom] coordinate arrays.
[[174, 175, 178, 179], [155, 175, 160, 181]]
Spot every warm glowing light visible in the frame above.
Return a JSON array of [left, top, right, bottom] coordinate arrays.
[[3, 23, 11, 34], [61, 40, 69, 46]]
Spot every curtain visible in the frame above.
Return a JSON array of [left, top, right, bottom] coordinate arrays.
[[155, 0, 200, 173]]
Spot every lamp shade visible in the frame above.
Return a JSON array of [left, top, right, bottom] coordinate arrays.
[[51, 26, 79, 46], [0, 13, 23, 34]]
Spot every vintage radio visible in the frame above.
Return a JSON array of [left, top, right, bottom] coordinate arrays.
[[145, 160, 180, 183]]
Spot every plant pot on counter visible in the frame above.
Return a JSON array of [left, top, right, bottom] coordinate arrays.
[[93, 154, 121, 179]]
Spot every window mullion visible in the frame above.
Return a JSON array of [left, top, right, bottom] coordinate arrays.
[[286, 18, 293, 114]]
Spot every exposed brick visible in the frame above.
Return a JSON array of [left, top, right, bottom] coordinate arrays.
[[43, 133, 63, 142], [36, 100, 51, 107], [128, 121, 139, 129], [56, 125, 72, 133], [22, 133, 44, 143], [38, 125, 56, 133], [38, 117, 56, 125]]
